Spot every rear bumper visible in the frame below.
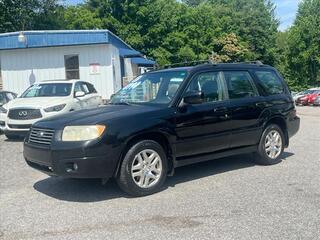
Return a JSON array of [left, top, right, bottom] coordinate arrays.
[[296, 99, 308, 105], [287, 116, 300, 138], [23, 139, 121, 179]]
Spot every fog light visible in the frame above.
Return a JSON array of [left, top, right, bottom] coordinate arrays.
[[73, 163, 78, 171], [66, 163, 78, 173]]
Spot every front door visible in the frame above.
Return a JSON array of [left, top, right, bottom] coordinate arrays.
[[174, 71, 232, 158]]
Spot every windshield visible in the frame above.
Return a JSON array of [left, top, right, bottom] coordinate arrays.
[[110, 71, 187, 105], [0, 93, 6, 106], [21, 83, 72, 98]]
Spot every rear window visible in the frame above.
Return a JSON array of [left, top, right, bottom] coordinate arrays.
[[255, 70, 284, 95]]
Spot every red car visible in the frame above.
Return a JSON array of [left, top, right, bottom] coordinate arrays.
[[296, 90, 320, 105]]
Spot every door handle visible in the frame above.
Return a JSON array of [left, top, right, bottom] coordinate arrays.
[[255, 102, 266, 108], [213, 106, 228, 113]]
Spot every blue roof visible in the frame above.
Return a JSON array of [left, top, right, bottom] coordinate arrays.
[[0, 30, 140, 57], [131, 57, 155, 66], [118, 48, 141, 58]]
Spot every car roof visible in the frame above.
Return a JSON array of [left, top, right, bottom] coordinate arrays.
[[34, 79, 81, 84], [150, 62, 274, 74]]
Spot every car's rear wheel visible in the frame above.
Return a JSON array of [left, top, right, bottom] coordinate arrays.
[[116, 140, 167, 196], [254, 124, 284, 165]]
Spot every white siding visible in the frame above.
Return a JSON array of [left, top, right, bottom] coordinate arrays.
[[0, 44, 119, 99], [110, 45, 122, 93]]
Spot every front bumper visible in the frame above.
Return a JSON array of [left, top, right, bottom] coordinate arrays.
[[23, 135, 121, 179]]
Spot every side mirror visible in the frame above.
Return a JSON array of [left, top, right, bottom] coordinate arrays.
[[75, 91, 85, 98], [183, 91, 204, 105]]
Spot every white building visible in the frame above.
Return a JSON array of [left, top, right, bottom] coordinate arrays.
[[0, 30, 155, 99]]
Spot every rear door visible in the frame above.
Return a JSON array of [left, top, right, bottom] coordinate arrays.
[[223, 70, 266, 148], [175, 71, 233, 158]]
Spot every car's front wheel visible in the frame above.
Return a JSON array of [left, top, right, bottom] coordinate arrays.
[[116, 140, 167, 196], [254, 124, 285, 165]]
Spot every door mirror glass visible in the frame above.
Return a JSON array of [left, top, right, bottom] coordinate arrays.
[[75, 91, 85, 98], [183, 91, 204, 104]]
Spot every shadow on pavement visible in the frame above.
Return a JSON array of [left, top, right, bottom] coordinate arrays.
[[33, 152, 294, 202]]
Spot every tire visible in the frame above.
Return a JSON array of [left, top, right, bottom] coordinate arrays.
[[116, 140, 167, 197], [253, 124, 285, 165]]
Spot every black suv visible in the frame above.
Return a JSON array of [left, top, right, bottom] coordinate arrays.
[[24, 62, 300, 196]]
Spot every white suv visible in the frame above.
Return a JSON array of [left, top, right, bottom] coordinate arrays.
[[0, 80, 102, 139]]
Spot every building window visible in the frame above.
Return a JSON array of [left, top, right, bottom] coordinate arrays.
[[64, 55, 79, 79]]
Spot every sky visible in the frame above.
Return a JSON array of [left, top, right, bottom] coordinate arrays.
[[273, 0, 302, 31], [64, 0, 302, 31]]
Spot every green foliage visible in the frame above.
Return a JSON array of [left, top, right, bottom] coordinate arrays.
[[0, 0, 63, 32], [286, 0, 320, 88], [210, 33, 250, 63], [1, 0, 318, 90], [63, 6, 102, 29]]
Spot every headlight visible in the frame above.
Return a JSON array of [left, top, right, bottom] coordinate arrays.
[[0, 106, 8, 114], [62, 125, 106, 141], [44, 104, 66, 112]]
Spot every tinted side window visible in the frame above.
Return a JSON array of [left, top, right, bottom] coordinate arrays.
[[223, 71, 258, 99], [74, 82, 82, 93], [186, 72, 225, 103], [6, 93, 15, 100], [81, 83, 90, 94], [86, 83, 97, 94], [255, 70, 284, 95]]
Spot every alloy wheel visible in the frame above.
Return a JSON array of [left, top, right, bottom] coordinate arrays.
[[265, 130, 282, 159], [131, 149, 162, 188]]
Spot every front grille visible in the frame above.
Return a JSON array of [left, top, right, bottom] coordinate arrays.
[[8, 124, 32, 129], [8, 108, 42, 120], [29, 127, 55, 145]]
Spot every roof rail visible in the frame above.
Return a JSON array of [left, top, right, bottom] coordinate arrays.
[[238, 60, 264, 65], [162, 60, 215, 69]]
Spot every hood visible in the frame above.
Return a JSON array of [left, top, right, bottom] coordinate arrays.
[[5, 97, 68, 109], [34, 104, 166, 129]]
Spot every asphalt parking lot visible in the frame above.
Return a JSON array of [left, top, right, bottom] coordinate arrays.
[[0, 107, 319, 240]]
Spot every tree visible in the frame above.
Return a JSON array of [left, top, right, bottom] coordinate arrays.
[[286, 0, 320, 88], [210, 33, 250, 63], [209, 0, 279, 64], [0, 0, 39, 32], [63, 6, 102, 30], [182, 0, 207, 6], [0, 0, 64, 32]]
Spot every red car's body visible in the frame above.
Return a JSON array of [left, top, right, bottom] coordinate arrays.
[[296, 90, 320, 105], [309, 92, 320, 105]]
